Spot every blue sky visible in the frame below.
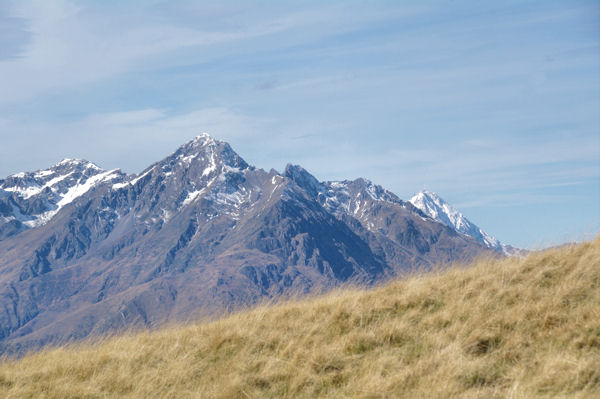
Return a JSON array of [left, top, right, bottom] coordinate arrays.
[[0, 0, 598, 248]]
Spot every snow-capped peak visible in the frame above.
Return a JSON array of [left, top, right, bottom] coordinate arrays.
[[185, 133, 218, 148], [53, 158, 103, 172], [173, 133, 249, 172], [410, 190, 466, 229], [1, 161, 124, 228], [195, 132, 213, 141], [410, 190, 505, 252]]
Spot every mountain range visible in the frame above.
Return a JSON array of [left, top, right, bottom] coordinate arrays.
[[0, 134, 511, 355]]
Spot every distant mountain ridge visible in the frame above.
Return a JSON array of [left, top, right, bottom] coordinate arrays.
[[409, 190, 523, 256], [0, 134, 500, 355]]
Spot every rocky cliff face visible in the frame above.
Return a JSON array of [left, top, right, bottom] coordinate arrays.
[[0, 134, 492, 355]]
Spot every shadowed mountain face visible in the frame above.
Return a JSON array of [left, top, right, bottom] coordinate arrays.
[[0, 134, 492, 355]]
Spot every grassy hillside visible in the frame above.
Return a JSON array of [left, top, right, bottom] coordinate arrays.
[[1, 238, 599, 399]]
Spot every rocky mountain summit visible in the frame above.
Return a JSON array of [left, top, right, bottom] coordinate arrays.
[[0, 134, 497, 355]]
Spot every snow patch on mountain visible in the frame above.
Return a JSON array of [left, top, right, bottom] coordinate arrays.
[[182, 189, 204, 207], [0, 160, 124, 229], [320, 179, 402, 220], [57, 169, 121, 208], [23, 168, 122, 228], [4, 172, 73, 200]]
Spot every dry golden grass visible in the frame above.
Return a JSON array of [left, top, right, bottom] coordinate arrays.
[[1, 237, 599, 398]]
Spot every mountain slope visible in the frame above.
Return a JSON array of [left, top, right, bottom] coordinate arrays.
[[0, 237, 597, 398], [0, 135, 491, 355], [410, 190, 523, 255]]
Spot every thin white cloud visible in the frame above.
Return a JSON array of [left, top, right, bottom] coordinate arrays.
[[87, 109, 166, 126], [0, 1, 338, 104]]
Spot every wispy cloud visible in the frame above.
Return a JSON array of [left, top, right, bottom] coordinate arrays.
[[0, 1, 325, 103], [0, 1, 427, 104]]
